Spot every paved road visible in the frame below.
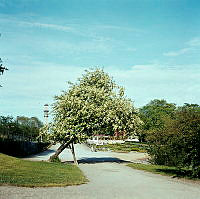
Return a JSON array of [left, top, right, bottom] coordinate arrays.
[[0, 144, 200, 199], [23, 143, 149, 164]]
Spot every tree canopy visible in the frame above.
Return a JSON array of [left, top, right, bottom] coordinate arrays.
[[50, 68, 141, 141], [138, 99, 176, 141], [47, 68, 142, 161], [17, 116, 43, 128], [0, 115, 43, 141], [146, 102, 200, 177]]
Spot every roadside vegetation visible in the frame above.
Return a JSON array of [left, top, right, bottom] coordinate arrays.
[[94, 99, 200, 179], [0, 115, 43, 141], [1, 68, 199, 183], [139, 100, 200, 178], [0, 116, 50, 157], [127, 163, 200, 181], [96, 141, 147, 153], [39, 69, 200, 178], [0, 153, 87, 187]]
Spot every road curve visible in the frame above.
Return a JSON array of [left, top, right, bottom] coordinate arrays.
[[0, 144, 200, 199]]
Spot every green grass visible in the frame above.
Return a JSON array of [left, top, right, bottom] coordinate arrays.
[[127, 163, 200, 180], [96, 142, 147, 153], [0, 153, 87, 187]]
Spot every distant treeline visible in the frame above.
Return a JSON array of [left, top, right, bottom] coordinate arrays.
[[0, 138, 50, 157], [0, 116, 43, 141], [0, 116, 51, 157]]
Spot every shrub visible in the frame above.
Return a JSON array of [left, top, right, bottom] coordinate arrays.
[[147, 104, 200, 178]]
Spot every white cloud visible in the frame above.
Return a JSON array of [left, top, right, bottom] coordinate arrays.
[[126, 47, 137, 52], [163, 48, 191, 57], [0, 16, 89, 39], [0, 15, 140, 56], [1, 61, 200, 120], [187, 37, 200, 47], [97, 25, 143, 33], [0, 61, 87, 120], [52, 40, 112, 54], [106, 63, 200, 107], [19, 21, 74, 32], [0, 18, 114, 55], [164, 37, 200, 57]]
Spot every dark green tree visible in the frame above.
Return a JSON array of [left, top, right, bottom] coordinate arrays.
[[147, 103, 200, 178], [138, 99, 176, 142], [0, 116, 43, 141]]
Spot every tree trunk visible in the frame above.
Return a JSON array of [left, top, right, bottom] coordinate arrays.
[[49, 138, 74, 161], [70, 142, 78, 165]]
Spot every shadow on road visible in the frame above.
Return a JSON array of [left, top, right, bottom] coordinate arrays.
[[64, 157, 131, 164]]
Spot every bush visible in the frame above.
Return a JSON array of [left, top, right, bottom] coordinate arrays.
[[147, 104, 200, 178]]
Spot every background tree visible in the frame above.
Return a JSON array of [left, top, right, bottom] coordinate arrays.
[[48, 68, 142, 162], [17, 116, 43, 128], [138, 99, 176, 142], [0, 116, 43, 141], [147, 103, 200, 178], [16, 116, 43, 139]]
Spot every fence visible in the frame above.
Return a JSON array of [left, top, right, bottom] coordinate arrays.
[[0, 137, 50, 157]]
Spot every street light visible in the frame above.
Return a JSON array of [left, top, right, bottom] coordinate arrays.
[[44, 104, 49, 125]]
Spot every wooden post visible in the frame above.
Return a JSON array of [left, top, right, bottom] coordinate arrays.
[[70, 142, 78, 165]]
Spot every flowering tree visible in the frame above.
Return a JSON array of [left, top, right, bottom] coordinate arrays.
[[48, 68, 142, 162]]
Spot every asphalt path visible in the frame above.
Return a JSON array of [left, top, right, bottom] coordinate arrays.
[[0, 144, 200, 199]]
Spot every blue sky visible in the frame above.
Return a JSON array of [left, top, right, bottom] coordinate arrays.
[[0, 0, 200, 122]]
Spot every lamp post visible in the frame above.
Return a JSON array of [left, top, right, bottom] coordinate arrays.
[[44, 104, 49, 125]]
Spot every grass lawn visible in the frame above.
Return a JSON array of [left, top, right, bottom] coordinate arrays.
[[127, 163, 200, 180], [0, 153, 87, 187], [96, 141, 148, 153]]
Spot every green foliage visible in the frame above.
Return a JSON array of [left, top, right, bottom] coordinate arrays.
[[138, 99, 176, 142], [49, 68, 142, 144], [0, 153, 87, 187], [127, 163, 199, 180], [147, 103, 200, 178], [17, 116, 43, 128], [0, 115, 43, 141]]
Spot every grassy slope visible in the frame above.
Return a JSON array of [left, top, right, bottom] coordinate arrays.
[[0, 153, 87, 187]]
